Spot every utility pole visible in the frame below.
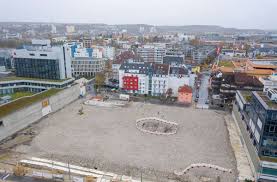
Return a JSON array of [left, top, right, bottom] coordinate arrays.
[[140, 170, 142, 182], [68, 162, 71, 182]]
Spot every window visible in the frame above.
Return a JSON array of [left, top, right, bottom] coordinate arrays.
[[270, 125, 275, 133], [40, 54, 47, 56], [0, 121, 3, 127]]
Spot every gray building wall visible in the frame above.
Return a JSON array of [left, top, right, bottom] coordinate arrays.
[[0, 84, 80, 141], [233, 104, 261, 177]]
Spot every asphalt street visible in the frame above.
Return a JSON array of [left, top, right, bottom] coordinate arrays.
[[196, 72, 210, 109]]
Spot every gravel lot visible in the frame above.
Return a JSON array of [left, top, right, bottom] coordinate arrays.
[[15, 101, 237, 181]]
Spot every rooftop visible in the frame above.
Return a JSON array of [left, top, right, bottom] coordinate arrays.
[[218, 61, 234, 68], [0, 89, 62, 118], [0, 76, 72, 83], [178, 85, 192, 93], [119, 62, 152, 75], [239, 90, 252, 103], [256, 91, 277, 110]]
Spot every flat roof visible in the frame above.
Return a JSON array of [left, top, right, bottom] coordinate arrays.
[[238, 90, 252, 103], [256, 91, 277, 110], [0, 89, 62, 118], [0, 76, 72, 83]]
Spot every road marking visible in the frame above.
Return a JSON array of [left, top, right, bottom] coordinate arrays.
[[2, 174, 9, 180]]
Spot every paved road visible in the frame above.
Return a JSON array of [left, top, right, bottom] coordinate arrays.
[[86, 79, 96, 97], [196, 72, 210, 109]]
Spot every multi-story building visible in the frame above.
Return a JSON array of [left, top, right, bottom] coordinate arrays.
[[0, 49, 13, 69], [234, 90, 277, 181], [193, 46, 217, 64], [51, 24, 57, 34], [119, 62, 192, 96], [71, 57, 105, 78], [0, 77, 74, 95], [163, 53, 184, 66], [259, 74, 277, 92], [119, 62, 152, 95], [151, 64, 169, 96], [66, 25, 75, 34], [13, 41, 72, 80], [137, 45, 166, 63], [82, 37, 93, 48], [168, 67, 190, 96], [102, 46, 115, 60]]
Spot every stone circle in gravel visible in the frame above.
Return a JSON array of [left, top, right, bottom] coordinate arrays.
[[136, 117, 178, 135]]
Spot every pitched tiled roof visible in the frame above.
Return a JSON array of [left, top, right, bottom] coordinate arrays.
[[119, 62, 153, 75], [178, 85, 192, 93], [169, 67, 188, 75], [153, 64, 169, 75]]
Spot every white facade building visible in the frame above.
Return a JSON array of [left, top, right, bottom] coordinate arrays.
[[66, 25, 75, 34], [92, 48, 103, 59], [119, 63, 193, 96], [102, 46, 115, 60], [51, 24, 57, 34], [259, 74, 277, 92]]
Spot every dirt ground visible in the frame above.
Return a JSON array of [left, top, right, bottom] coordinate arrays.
[[6, 100, 237, 181]]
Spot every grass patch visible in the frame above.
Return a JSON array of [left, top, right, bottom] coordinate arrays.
[[0, 89, 62, 118], [218, 61, 234, 68], [261, 156, 277, 163], [0, 91, 34, 100], [0, 76, 71, 83]]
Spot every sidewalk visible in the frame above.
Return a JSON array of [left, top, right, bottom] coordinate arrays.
[[225, 114, 254, 181]]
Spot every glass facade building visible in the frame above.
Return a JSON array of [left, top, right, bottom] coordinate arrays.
[[14, 58, 60, 80], [234, 90, 277, 181], [249, 92, 277, 159]]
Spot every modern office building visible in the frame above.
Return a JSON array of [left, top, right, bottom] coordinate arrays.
[[137, 45, 166, 63], [13, 40, 72, 80], [234, 90, 277, 181], [0, 49, 13, 69], [0, 77, 74, 95], [71, 57, 105, 78]]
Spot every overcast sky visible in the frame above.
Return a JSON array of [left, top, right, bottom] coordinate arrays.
[[1, 0, 276, 30]]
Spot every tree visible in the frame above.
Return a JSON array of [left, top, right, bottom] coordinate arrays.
[[95, 72, 106, 89], [166, 88, 173, 98], [189, 39, 201, 46], [104, 60, 113, 78]]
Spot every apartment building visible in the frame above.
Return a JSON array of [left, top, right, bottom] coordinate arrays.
[[119, 63, 152, 95], [119, 62, 191, 96]]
